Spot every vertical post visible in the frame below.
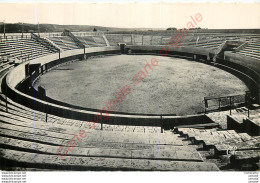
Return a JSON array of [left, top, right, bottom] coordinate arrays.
[[219, 98, 221, 111], [229, 96, 232, 115], [246, 91, 250, 118], [21, 22, 24, 38], [101, 121, 103, 130], [45, 112, 48, 123], [3, 20, 5, 39], [5, 94, 8, 112], [160, 116, 163, 133], [133, 34, 136, 45], [204, 97, 207, 114], [38, 22, 40, 37], [130, 34, 133, 45], [248, 99, 250, 118]]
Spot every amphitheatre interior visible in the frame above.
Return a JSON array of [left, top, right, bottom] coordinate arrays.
[[0, 29, 259, 171]]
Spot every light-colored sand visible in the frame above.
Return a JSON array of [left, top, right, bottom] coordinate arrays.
[[34, 55, 248, 115]]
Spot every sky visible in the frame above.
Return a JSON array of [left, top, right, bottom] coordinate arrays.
[[0, 1, 260, 29]]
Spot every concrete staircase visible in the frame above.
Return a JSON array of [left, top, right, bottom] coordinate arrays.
[[174, 127, 259, 171]]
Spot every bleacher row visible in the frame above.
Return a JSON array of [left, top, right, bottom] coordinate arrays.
[[76, 36, 107, 47], [1, 33, 260, 65], [47, 36, 107, 51], [106, 33, 260, 60], [237, 41, 260, 60], [0, 38, 55, 62], [0, 34, 108, 67]]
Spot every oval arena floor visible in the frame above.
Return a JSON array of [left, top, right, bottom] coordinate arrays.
[[34, 55, 247, 115]]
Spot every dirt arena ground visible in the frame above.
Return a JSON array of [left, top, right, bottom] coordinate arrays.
[[34, 55, 248, 115]]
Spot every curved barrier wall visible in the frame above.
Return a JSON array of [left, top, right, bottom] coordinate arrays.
[[3, 45, 259, 127]]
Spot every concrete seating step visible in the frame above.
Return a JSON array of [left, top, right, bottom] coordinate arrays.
[[0, 136, 202, 161], [214, 137, 260, 155], [202, 137, 244, 149], [174, 123, 219, 129], [237, 133, 252, 141], [0, 126, 184, 154], [0, 114, 183, 145], [0, 120, 72, 140], [175, 128, 217, 136], [0, 96, 163, 134], [0, 128, 67, 146], [0, 111, 164, 136], [0, 111, 84, 133], [0, 148, 220, 171]]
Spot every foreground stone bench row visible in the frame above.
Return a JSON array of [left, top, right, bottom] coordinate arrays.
[[0, 123, 182, 147], [0, 136, 202, 161], [0, 148, 219, 171], [0, 97, 162, 133], [0, 112, 181, 145]]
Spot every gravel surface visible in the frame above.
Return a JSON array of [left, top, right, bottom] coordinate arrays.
[[34, 55, 247, 115]]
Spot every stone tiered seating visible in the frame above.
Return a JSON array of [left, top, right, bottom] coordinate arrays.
[[163, 37, 223, 49], [194, 33, 260, 41], [0, 38, 55, 62], [106, 34, 124, 46], [192, 40, 223, 49], [237, 41, 260, 60], [48, 36, 81, 50], [60, 36, 80, 49], [92, 36, 107, 46], [104, 33, 260, 56], [0, 149, 219, 171], [0, 108, 220, 170], [76, 36, 106, 47]]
